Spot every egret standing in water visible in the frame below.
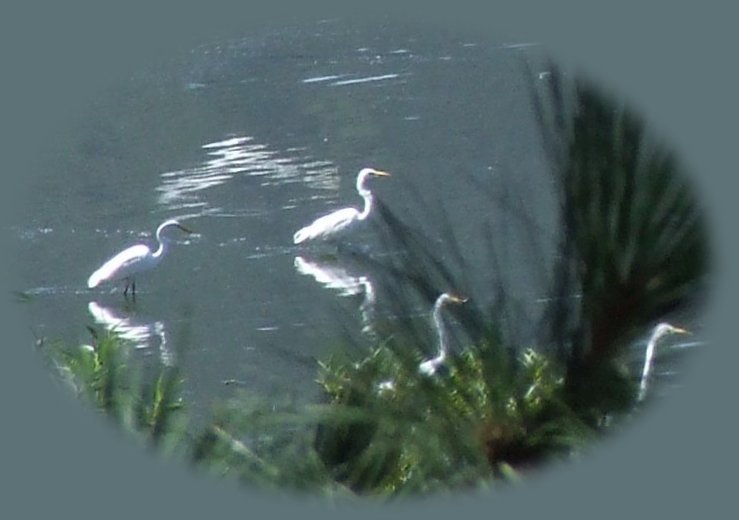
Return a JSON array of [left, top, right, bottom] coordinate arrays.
[[419, 292, 468, 376], [637, 322, 689, 401], [293, 167, 390, 244], [87, 219, 193, 298]]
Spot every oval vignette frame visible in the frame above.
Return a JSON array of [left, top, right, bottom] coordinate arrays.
[[1, 1, 732, 518]]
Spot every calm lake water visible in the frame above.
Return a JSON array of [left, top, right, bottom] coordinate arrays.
[[14, 19, 698, 423]]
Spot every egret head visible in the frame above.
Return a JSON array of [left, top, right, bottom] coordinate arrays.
[[651, 322, 690, 343], [358, 167, 391, 177], [438, 292, 469, 306], [156, 219, 194, 241], [367, 168, 391, 178], [159, 219, 193, 233], [357, 167, 391, 186], [433, 292, 468, 314]]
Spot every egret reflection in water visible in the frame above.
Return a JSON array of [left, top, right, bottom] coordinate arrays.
[[294, 255, 377, 339], [87, 301, 175, 366]]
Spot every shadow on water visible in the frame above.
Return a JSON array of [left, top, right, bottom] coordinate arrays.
[[29, 51, 710, 498]]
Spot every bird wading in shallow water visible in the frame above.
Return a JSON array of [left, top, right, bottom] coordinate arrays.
[[293, 167, 390, 245], [419, 292, 468, 376], [637, 322, 690, 401], [87, 219, 193, 299]]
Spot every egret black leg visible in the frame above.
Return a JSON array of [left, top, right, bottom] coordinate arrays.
[[124, 279, 134, 300]]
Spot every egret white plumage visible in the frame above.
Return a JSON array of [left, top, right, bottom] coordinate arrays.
[[87, 219, 193, 298], [293, 167, 390, 244], [637, 322, 689, 401], [419, 292, 468, 376]]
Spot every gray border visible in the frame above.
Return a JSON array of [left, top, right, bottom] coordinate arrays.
[[2, 0, 734, 518]]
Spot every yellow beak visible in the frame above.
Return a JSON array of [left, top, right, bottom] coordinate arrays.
[[449, 294, 469, 304]]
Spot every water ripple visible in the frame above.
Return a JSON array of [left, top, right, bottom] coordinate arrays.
[[301, 74, 349, 84], [330, 73, 402, 86], [156, 135, 339, 212]]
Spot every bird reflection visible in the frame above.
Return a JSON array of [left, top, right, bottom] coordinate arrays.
[[294, 255, 377, 338], [87, 301, 174, 366]]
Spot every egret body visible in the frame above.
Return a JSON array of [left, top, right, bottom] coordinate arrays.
[[637, 322, 689, 401], [87, 219, 192, 297], [419, 292, 468, 376], [293, 167, 390, 244]]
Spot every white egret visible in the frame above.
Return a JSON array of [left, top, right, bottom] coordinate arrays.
[[87, 219, 193, 298], [293, 167, 390, 244], [419, 292, 468, 376], [637, 322, 689, 401]]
